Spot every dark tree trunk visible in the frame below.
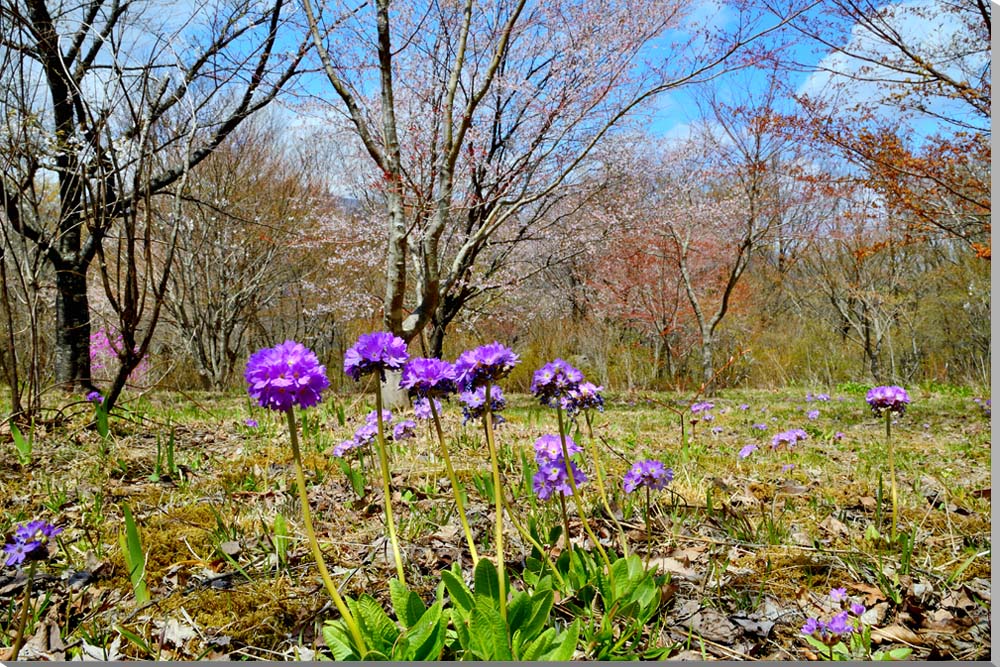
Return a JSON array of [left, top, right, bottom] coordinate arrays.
[[53, 262, 94, 392]]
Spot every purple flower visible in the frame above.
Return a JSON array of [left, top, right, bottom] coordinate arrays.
[[805, 392, 814, 402], [412, 397, 442, 420], [244, 418, 259, 428], [343, 332, 409, 381], [800, 617, 822, 636], [807, 410, 820, 420], [533, 434, 583, 463], [4, 520, 61, 567], [866, 385, 910, 416], [245, 340, 330, 411], [781, 463, 795, 472], [816, 393, 830, 401], [771, 429, 808, 449], [623, 459, 673, 493], [561, 381, 604, 414], [833, 431, 845, 441], [701, 413, 714, 422], [533, 459, 587, 500], [366, 410, 393, 426], [459, 385, 506, 425], [738, 403, 749, 411], [333, 440, 358, 457], [829, 587, 847, 602], [711, 426, 723, 435], [86, 391, 103, 404], [399, 357, 456, 398], [752, 423, 768, 431], [850, 602, 866, 617], [738, 443, 758, 459], [531, 359, 584, 407], [691, 401, 714, 415], [353, 423, 378, 447], [392, 420, 417, 441], [826, 610, 854, 635], [453, 342, 519, 390]]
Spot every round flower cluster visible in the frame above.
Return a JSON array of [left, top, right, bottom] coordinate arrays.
[[333, 411, 415, 457], [245, 340, 330, 411], [738, 443, 758, 459], [561, 381, 605, 414], [459, 385, 507, 425], [453, 342, 519, 391], [530, 359, 584, 407], [400, 357, 456, 398], [623, 459, 673, 493], [533, 433, 583, 461], [86, 391, 103, 404], [690, 401, 714, 422], [771, 428, 808, 448], [344, 332, 409, 381], [865, 385, 910, 417], [4, 520, 62, 567]]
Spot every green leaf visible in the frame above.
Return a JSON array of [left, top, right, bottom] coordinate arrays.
[[120, 504, 149, 604], [441, 568, 474, 613], [468, 599, 512, 660], [356, 594, 399, 651], [506, 590, 531, 637], [322, 621, 359, 660], [96, 406, 109, 439], [539, 619, 580, 661], [396, 602, 445, 661], [521, 589, 554, 641], [522, 627, 557, 661], [389, 578, 426, 629], [473, 557, 501, 608]]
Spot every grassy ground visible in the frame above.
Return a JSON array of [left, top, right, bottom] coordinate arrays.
[[0, 385, 991, 660]]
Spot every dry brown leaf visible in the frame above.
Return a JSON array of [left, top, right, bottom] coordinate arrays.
[[649, 556, 703, 581], [871, 624, 923, 646]]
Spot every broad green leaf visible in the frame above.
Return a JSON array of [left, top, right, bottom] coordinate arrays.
[[441, 569, 474, 613], [522, 627, 557, 661], [357, 594, 399, 651], [468, 600, 512, 660], [506, 590, 531, 637], [389, 579, 425, 629], [521, 589, 554, 641], [539, 619, 580, 661], [397, 602, 445, 661], [322, 621, 360, 660], [474, 557, 502, 608]]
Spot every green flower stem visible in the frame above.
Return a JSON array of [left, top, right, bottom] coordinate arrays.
[[886, 411, 898, 541], [556, 406, 613, 581], [286, 409, 366, 655], [644, 486, 651, 569], [584, 411, 629, 557], [557, 493, 573, 553], [374, 388, 407, 584], [482, 381, 508, 622], [428, 397, 479, 565], [10, 561, 37, 661], [502, 495, 567, 590]]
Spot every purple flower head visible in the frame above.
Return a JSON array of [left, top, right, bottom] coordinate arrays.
[[333, 439, 359, 457], [343, 332, 409, 381], [352, 423, 378, 447], [86, 391, 103, 404], [829, 587, 847, 602], [711, 426, 723, 435], [533, 458, 587, 500], [399, 357, 456, 398], [533, 434, 583, 464], [752, 423, 768, 431], [833, 431, 845, 441], [738, 403, 750, 411], [850, 602, 866, 617], [530, 359, 584, 407], [623, 459, 673, 493], [244, 418, 259, 428], [412, 397, 442, 420], [826, 610, 854, 636], [800, 617, 822, 636], [805, 392, 814, 402], [816, 393, 830, 401], [5, 520, 61, 567], [245, 340, 330, 411], [738, 443, 758, 459], [807, 409, 820, 420], [459, 385, 506, 425], [453, 342, 519, 391], [866, 385, 910, 416], [392, 420, 417, 441], [701, 412, 714, 422], [561, 381, 605, 414], [782, 463, 796, 472], [365, 409, 393, 426], [771, 428, 808, 449], [691, 401, 715, 415]]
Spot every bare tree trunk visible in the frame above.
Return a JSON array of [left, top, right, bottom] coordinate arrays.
[[54, 263, 95, 392]]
